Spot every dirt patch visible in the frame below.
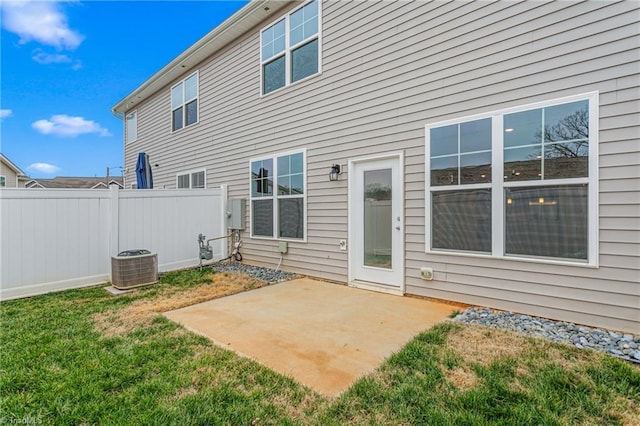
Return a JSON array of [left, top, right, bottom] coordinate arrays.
[[541, 345, 593, 371], [445, 366, 478, 390], [268, 389, 327, 420], [446, 324, 534, 366], [94, 272, 266, 338], [165, 386, 198, 402], [167, 356, 326, 419], [610, 396, 640, 426], [443, 324, 534, 391]]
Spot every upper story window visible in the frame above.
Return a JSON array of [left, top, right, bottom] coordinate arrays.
[[171, 72, 198, 132], [125, 110, 137, 143], [0, 175, 5, 187], [177, 169, 206, 189], [261, 0, 320, 95], [425, 93, 597, 265]]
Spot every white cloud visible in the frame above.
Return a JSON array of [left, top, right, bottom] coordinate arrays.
[[32, 115, 111, 138], [31, 49, 82, 70], [32, 49, 72, 64], [1, 0, 84, 50], [0, 109, 13, 119], [28, 162, 61, 174]]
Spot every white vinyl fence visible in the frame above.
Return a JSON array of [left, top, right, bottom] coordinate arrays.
[[0, 186, 227, 300]]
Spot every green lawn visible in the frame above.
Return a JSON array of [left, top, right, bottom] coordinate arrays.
[[1, 268, 639, 425]]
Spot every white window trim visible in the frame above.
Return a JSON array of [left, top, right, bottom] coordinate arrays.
[[170, 71, 199, 133], [425, 92, 599, 267], [259, 0, 322, 97], [176, 168, 207, 189], [125, 109, 137, 144], [0, 175, 5, 187], [249, 149, 307, 242]]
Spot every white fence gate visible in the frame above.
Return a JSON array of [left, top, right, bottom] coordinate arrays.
[[0, 186, 227, 300]]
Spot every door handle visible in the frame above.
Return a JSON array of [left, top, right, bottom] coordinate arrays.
[[395, 225, 401, 230]]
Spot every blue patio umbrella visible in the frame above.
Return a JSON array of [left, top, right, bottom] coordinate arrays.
[[135, 152, 154, 189]]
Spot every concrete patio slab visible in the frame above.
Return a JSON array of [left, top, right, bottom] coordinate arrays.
[[164, 278, 455, 396]]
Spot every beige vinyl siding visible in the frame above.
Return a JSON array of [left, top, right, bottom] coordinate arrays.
[[125, 0, 639, 332], [0, 160, 19, 188]]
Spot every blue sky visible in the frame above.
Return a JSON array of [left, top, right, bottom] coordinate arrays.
[[1, 0, 248, 178]]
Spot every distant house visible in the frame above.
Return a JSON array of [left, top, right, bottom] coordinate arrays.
[[0, 153, 28, 188], [112, 1, 640, 333], [25, 177, 124, 189]]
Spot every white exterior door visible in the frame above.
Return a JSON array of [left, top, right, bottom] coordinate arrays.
[[349, 154, 404, 295]]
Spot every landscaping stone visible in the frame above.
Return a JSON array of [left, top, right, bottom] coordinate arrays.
[[454, 307, 640, 364], [211, 263, 297, 284]]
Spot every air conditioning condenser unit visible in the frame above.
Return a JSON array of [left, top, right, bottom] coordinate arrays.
[[111, 249, 158, 290]]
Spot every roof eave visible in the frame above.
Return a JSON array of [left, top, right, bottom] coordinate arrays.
[[0, 153, 27, 176], [111, 0, 283, 116]]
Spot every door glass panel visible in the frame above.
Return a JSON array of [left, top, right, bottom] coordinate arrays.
[[363, 169, 392, 269]]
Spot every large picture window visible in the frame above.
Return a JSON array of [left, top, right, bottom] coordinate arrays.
[[426, 93, 597, 264], [171, 72, 198, 132], [261, 0, 320, 95], [250, 151, 305, 240]]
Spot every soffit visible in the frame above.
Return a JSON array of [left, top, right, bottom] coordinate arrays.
[[112, 0, 294, 114]]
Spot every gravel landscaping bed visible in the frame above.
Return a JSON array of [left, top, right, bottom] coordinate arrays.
[[211, 263, 297, 284], [454, 307, 640, 364]]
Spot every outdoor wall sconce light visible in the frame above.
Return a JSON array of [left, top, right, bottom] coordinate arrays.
[[329, 164, 341, 181]]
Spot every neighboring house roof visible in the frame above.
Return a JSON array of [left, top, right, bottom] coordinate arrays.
[[24, 180, 45, 189], [25, 177, 124, 189], [111, 0, 286, 115], [0, 153, 27, 177]]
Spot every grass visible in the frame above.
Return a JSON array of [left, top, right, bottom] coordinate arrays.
[[448, 309, 462, 319], [1, 268, 639, 425]]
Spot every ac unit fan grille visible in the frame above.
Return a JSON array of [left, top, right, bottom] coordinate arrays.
[[111, 253, 158, 290]]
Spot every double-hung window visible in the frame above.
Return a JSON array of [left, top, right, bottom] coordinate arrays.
[[125, 110, 137, 143], [171, 72, 198, 131], [177, 169, 206, 189], [426, 93, 597, 265], [250, 151, 305, 240], [261, 0, 320, 95]]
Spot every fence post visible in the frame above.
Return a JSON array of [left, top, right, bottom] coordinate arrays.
[[109, 186, 120, 263], [220, 185, 228, 259]]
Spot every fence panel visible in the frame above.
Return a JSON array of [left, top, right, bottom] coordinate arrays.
[[117, 188, 226, 271], [1, 189, 111, 299], [0, 187, 226, 300]]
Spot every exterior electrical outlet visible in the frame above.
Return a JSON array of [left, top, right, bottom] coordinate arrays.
[[279, 241, 288, 254], [420, 267, 434, 280]]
